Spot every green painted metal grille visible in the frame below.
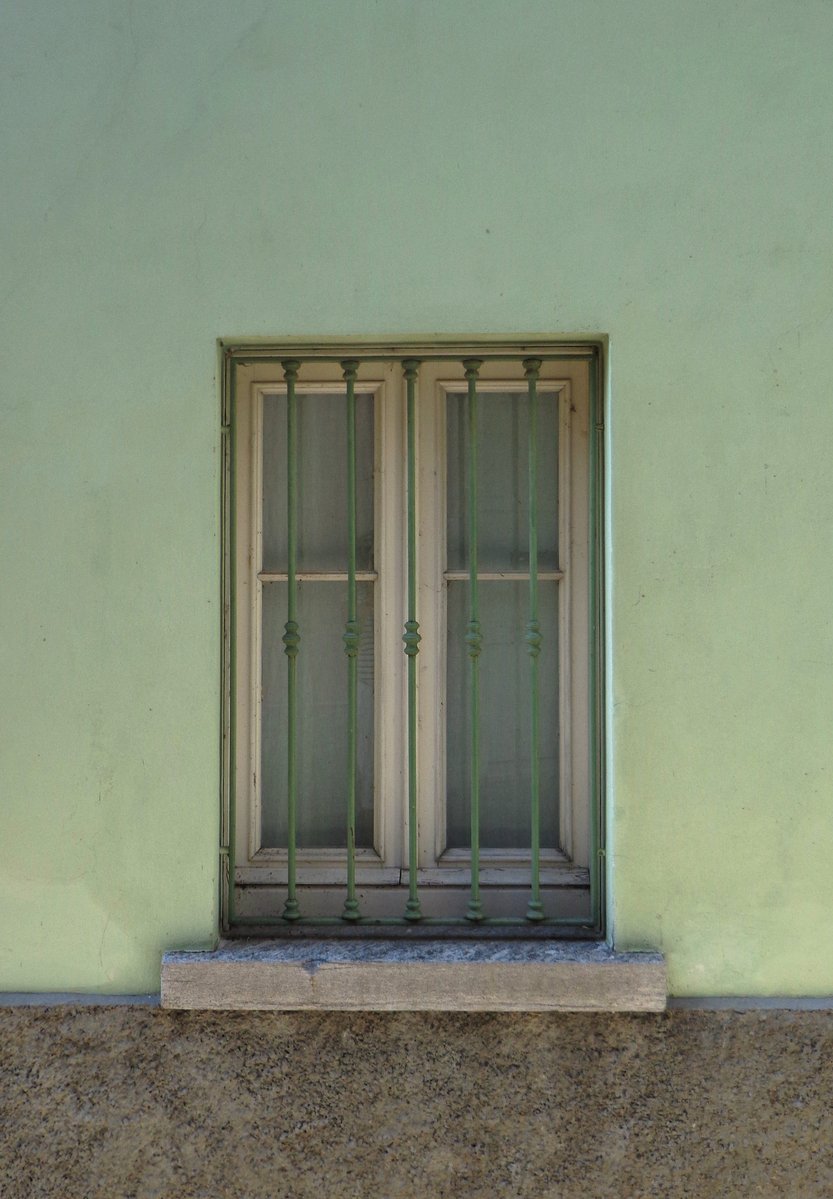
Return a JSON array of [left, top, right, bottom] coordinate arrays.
[[225, 347, 604, 934]]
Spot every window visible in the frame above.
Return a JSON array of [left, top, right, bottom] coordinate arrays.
[[222, 341, 603, 934]]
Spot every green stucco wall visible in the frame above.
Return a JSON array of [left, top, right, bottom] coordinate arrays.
[[2, 0, 832, 995]]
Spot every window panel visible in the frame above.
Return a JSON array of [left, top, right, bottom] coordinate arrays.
[[262, 390, 374, 573], [446, 389, 558, 573], [260, 580, 375, 849], [445, 579, 559, 851]]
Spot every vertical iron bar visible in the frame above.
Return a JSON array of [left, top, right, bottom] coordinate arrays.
[[281, 359, 301, 922], [524, 358, 545, 921], [463, 359, 484, 922], [402, 360, 423, 921], [342, 360, 361, 921]]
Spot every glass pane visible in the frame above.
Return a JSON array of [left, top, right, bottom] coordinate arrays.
[[262, 391, 374, 572], [446, 389, 558, 572], [446, 580, 559, 850], [261, 581, 374, 849]]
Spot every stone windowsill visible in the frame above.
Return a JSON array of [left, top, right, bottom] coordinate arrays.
[[161, 939, 666, 1012]]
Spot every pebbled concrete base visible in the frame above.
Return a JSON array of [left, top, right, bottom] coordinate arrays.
[[1, 1007, 832, 1198]]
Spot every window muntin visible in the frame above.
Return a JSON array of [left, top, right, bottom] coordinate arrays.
[[225, 345, 601, 931]]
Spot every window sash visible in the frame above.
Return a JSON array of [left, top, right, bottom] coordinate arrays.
[[238, 371, 402, 874], [414, 362, 590, 875]]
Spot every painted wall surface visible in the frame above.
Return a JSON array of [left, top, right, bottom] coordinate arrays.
[[2, 1, 832, 995]]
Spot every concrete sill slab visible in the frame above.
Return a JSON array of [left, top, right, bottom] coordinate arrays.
[[161, 940, 666, 1012]]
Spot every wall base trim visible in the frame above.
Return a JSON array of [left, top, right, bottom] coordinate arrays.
[[668, 996, 833, 1010], [0, 993, 159, 1007]]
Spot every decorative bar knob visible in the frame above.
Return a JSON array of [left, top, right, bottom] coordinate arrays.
[[403, 619, 421, 657], [525, 620, 542, 658], [343, 619, 360, 658], [465, 619, 482, 658], [282, 620, 300, 658], [402, 358, 423, 922]]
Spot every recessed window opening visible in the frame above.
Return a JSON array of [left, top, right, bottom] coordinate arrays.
[[222, 342, 604, 935]]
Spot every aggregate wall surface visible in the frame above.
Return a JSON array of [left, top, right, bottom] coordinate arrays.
[[2, 1007, 832, 1198]]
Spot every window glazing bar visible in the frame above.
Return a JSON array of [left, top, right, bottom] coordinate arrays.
[[402, 360, 423, 921], [443, 570, 562, 582], [280, 359, 301, 921], [341, 360, 361, 922], [259, 571, 378, 583], [463, 358, 484, 922], [524, 358, 545, 921]]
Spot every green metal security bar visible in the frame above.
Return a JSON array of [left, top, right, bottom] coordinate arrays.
[[223, 344, 604, 935], [462, 359, 484, 922], [402, 360, 423, 923], [524, 358, 545, 923], [280, 358, 301, 923], [342, 359, 361, 922]]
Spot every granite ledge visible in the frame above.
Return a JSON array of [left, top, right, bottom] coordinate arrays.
[[161, 939, 666, 1012]]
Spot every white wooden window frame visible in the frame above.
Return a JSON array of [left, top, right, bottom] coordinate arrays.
[[229, 346, 593, 922]]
